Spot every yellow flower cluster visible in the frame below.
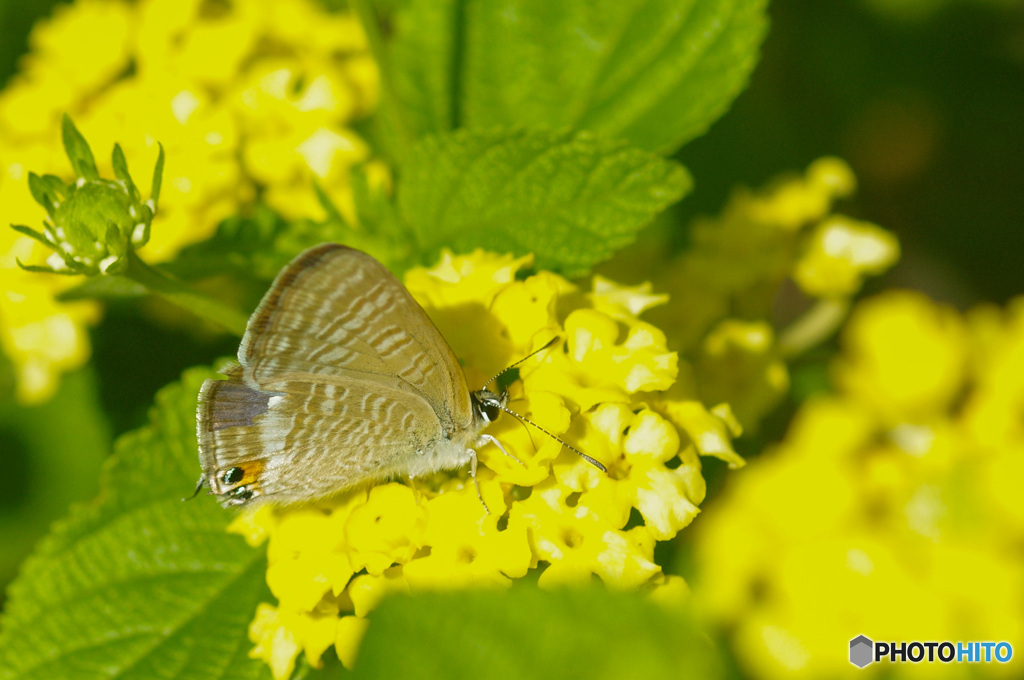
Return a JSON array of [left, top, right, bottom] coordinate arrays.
[[228, 251, 743, 678], [0, 0, 377, 402], [693, 290, 1024, 679], [648, 157, 899, 431]]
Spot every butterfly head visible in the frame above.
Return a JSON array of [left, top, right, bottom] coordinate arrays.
[[472, 338, 563, 427], [471, 389, 507, 425]]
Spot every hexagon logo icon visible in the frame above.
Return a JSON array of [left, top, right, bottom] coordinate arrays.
[[850, 635, 874, 668]]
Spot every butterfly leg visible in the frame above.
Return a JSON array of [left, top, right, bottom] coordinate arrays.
[[477, 433, 525, 467], [407, 474, 425, 507], [469, 449, 491, 515]]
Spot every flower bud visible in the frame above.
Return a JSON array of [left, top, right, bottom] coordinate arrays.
[[11, 114, 164, 276]]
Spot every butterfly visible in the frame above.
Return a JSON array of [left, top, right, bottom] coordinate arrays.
[[196, 244, 602, 508]]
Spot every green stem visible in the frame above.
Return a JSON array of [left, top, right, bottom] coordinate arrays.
[[777, 297, 850, 358], [123, 250, 249, 337], [351, 0, 413, 153]]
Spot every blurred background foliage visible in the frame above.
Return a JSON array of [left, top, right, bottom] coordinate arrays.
[[679, 0, 1024, 309], [0, 0, 1021, 658]]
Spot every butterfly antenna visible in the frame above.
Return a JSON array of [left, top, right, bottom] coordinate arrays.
[[499, 405, 606, 472], [503, 404, 540, 454], [483, 336, 560, 390]]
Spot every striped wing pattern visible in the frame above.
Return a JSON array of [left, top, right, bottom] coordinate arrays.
[[197, 244, 476, 506]]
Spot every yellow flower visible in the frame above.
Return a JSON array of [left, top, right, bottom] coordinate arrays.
[[265, 505, 355, 610], [402, 476, 532, 589], [571, 405, 704, 541], [695, 320, 789, 432], [333, 615, 370, 670], [233, 250, 741, 678], [643, 157, 898, 434], [248, 603, 338, 680], [248, 604, 300, 680], [834, 290, 968, 423], [0, 235, 99, 402], [510, 480, 660, 589], [651, 157, 859, 348], [1, 0, 378, 402], [693, 290, 1024, 679], [792, 215, 900, 298], [345, 484, 426, 576]]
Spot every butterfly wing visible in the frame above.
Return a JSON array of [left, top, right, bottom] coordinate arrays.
[[198, 364, 471, 504], [197, 244, 476, 506], [240, 244, 472, 424]]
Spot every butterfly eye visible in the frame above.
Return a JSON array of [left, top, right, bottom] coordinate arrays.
[[471, 390, 502, 423], [480, 397, 502, 423], [221, 467, 245, 486]]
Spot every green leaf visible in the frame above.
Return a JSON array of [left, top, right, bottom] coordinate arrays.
[[27, 173, 66, 217], [0, 369, 109, 589], [111, 143, 130, 184], [397, 127, 691, 276], [387, 0, 460, 136], [386, 0, 768, 154], [111, 143, 140, 205], [350, 584, 722, 679], [166, 206, 334, 284], [15, 258, 82, 275], [151, 143, 165, 206], [342, 167, 416, 271], [0, 367, 271, 680], [313, 180, 346, 227], [61, 114, 100, 181], [166, 192, 412, 285], [9, 224, 54, 249], [0, 336, 14, 404]]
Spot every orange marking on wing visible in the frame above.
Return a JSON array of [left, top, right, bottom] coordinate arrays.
[[237, 460, 266, 486]]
